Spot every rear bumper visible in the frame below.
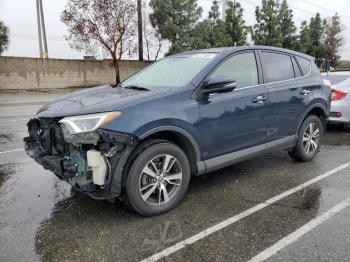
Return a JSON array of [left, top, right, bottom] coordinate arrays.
[[328, 100, 350, 124]]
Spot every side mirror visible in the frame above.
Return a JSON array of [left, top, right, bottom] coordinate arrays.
[[202, 76, 236, 95]]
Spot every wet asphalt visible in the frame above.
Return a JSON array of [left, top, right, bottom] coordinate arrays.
[[0, 91, 350, 262]]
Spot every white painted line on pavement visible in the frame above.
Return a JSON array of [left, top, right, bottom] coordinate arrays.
[[140, 163, 350, 262], [248, 196, 350, 262], [0, 118, 28, 123], [0, 149, 24, 155]]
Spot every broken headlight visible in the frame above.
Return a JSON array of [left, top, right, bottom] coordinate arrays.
[[59, 112, 122, 134]]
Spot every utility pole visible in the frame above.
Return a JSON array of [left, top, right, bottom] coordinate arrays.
[[222, 0, 227, 21], [137, 0, 143, 61], [39, 0, 48, 58], [36, 0, 43, 58], [233, 0, 236, 46]]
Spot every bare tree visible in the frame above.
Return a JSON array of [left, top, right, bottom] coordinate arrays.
[[61, 0, 137, 85], [142, 1, 164, 61]]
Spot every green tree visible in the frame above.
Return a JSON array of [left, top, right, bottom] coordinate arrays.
[[208, 0, 220, 25], [208, 1, 231, 47], [278, 0, 297, 49], [224, 1, 247, 46], [324, 13, 343, 64], [308, 13, 327, 59], [0, 21, 9, 55], [191, 20, 213, 49], [149, 0, 202, 55], [190, 1, 230, 50], [253, 0, 282, 47], [296, 21, 312, 54]]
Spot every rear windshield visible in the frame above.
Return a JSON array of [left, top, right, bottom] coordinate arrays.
[[323, 75, 350, 84]]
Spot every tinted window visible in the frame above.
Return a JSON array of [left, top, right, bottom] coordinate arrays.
[[292, 57, 301, 77], [211, 52, 258, 88], [261, 52, 294, 82], [296, 56, 311, 75]]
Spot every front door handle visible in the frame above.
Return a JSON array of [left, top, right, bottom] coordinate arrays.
[[252, 96, 267, 104], [300, 89, 311, 95]]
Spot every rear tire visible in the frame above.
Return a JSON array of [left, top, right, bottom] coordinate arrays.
[[289, 115, 324, 162], [124, 140, 190, 216]]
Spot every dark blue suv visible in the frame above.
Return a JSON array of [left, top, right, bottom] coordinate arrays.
[[24, 46, 331, 216]]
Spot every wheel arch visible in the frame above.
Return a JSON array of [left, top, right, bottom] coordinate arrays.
[[137, 126, 202, 177], [298, 103, 328, 132]]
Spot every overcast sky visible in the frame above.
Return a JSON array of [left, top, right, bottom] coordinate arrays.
[[1, 0, 349, 60]]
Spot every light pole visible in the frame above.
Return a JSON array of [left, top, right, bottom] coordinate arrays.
[[36, 0, 43, 58], [137, 0, 143, 61], [36, 0, 48, 58], [39, 0, 48, 58], [222, 0, 227, 20]]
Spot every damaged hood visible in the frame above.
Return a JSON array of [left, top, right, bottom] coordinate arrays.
[[36, 85, 167, 118]]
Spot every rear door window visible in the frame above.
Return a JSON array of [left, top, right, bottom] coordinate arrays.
[[211, 52, 259, 89], [296, 56, 311, 75], [260, 52, 294, 83]]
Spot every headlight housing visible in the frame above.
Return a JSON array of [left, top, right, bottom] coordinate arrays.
[[59, 111, 122, 134]]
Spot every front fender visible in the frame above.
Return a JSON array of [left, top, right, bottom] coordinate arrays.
[[136, 123, 201, 162]]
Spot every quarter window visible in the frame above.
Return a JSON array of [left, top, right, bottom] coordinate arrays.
[[211, 52, 259, 89], [261, 52, 294, 83], [296, 56, 311, 75], [292, 57, 302, 77]]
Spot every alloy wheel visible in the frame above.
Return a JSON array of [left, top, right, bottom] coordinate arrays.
[[302, 122, 320, 155], [138, 154, 183, 206]]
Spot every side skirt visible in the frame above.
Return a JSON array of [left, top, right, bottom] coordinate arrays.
[[197, 135, 296, 175]]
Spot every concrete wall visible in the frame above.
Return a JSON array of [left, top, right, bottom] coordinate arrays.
[[0, 56, 151, 90], [336, 60, 350, 71]]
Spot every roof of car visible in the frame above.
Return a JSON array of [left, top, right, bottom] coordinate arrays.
[[179, 45, 314, 60]]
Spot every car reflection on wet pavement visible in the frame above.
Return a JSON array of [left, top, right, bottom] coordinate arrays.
[[1, 93, 350, 262]]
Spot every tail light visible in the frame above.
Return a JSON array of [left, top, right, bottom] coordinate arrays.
[[331, 88, 347, 101]]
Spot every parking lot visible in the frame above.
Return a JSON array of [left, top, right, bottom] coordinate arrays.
[[1, 90, 350, 262]]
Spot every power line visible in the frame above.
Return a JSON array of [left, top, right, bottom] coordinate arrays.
[[10, 34, 66, 41], [300, 0, 350, 19]]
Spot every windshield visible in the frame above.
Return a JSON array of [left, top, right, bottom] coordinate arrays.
[[122, 53, 217, 88]]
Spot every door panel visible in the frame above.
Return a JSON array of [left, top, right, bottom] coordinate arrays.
[[259, 51, 309, 142], [265, 81, 305, 141], [196, 51, 267, 160], [198, 86, 268, 160]]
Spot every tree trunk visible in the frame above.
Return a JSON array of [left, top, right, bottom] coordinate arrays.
[[113, 59, 121, 85]]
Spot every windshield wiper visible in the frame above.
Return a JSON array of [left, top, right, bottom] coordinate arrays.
[[122, 85, 150, 91]]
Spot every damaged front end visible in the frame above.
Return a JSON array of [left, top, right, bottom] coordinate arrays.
[[24, 115, 136, 199]]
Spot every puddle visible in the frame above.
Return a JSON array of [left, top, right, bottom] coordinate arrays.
[[0, 133, 15, 144], [0, 162, 71, 262], [323, 124, 350, 146], [0, 163, 17, 187]]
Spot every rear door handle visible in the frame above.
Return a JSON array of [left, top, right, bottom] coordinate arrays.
[[252, 95, 267, 104], [300, 89, 311, 95]]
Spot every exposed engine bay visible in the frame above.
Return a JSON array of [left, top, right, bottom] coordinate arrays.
[[24, 117, 135, 198]]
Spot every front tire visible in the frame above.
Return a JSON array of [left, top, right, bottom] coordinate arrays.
[[124, 140, 190, 216], [289, 115, 324, 162]]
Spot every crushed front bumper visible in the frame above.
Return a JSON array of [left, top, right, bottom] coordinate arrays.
[[24, 118, 137, 199]]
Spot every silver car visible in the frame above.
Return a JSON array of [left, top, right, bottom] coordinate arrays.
[[322, 71, 350, 126]]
